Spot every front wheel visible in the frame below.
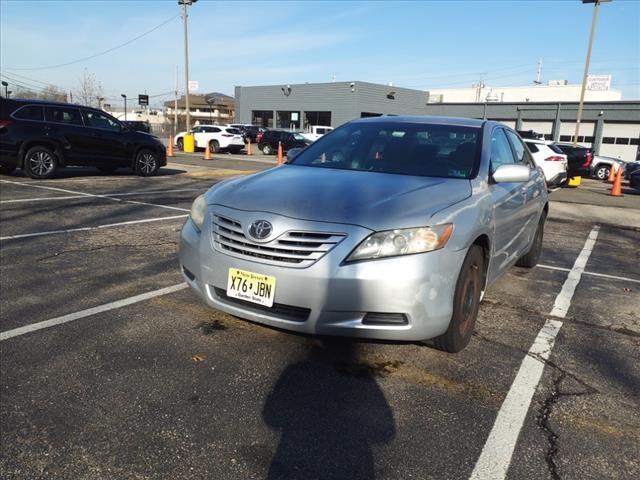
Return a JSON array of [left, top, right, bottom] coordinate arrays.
[[135, 149, 160, 177], [594, 165, 609, 180], [176, 138, 184, 151], [209, 140, 220, 153], [516, 212, 546, 268], [24, 146, 57, 179], [433, 245, 484, 353]]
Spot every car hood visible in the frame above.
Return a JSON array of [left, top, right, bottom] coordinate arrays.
[[205, 165, 472, 230]]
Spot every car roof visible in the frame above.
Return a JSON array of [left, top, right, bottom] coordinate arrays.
[[350, 115, 487, 128]]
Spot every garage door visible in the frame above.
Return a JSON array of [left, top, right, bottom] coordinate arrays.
[[600, 123, 640, 161]]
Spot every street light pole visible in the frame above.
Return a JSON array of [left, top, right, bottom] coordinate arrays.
[[179, 0, 196, 131], [573, 0, 610, 146], [121, 94, 127, 121]]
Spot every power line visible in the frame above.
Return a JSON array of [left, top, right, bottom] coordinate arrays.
[[5, 14, 179, 71]]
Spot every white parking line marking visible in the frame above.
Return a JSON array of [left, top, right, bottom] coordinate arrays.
[[0, 214, 187, 241], [0, 283, 188, 341], [538, 264, 640, 285], [470, 226, 599, 480], [0, 188, 202, 204], [0, 180, 189, 212]]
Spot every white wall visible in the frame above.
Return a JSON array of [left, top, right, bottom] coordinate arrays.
[[600, 123, 640, 161], [429, 84, 623, 103]]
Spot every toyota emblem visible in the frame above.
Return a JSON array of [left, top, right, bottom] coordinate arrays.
[[248, 220, 273, 240]]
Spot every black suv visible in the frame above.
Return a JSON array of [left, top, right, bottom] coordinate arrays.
[[0, 98, 166, 179], [258, 130, 310, 155], [553, 143, 592, 178]]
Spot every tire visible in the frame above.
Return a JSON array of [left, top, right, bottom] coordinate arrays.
[[433, 246, 484, 353], [594, 164, 609, 180], [516, 212, 546, 268], [177, 138, 184, 151], [0, 164, 16, 175], [263, 144, 272, 155], [135, 149, 160, 177], [24, 146, 57, 179], [209, 140, 220, 154], [97, 166, 118, 174]]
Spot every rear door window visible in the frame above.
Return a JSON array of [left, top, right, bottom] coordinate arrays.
[[81, 110, 121, 132], [524, 141, 539, 153], [13, 105, 45, 121], [45, 106, 83, 126]]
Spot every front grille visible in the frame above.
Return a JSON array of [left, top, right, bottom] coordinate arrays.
[[212, 214, 346, 268], [213, 287, 310, 322]]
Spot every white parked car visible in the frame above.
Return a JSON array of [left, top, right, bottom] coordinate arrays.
[[523, 138, 568, 187], [300, 125, 333, 142], [174, 125, 245, 153]]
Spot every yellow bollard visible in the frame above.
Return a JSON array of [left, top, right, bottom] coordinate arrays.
[[567, 176, 581, 188], [183, 133, 195, 153]]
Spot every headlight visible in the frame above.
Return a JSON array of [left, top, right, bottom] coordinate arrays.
[[189, 194, 207, 231], [345, 224, 453, 262]]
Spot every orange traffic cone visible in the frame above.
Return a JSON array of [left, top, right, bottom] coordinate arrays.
[[606, 163, 616, 182], [167, 137, 174, 157], [246, 139, 252, 156], [610, 167, 623, 197], [277, 141, 284, 165], [203, 142, 212, 160]]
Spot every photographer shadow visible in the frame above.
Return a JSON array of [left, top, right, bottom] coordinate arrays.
[[263, 339, 395, 480]]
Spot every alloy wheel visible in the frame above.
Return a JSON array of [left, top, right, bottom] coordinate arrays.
[[139, 152, 157, 175], [28, 151, 54, 177]]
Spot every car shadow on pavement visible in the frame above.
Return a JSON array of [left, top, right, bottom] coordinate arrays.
[[263, 339, 395, 480], [1, 167, 186, 180]]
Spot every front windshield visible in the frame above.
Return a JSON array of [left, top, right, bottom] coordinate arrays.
[[290, 121, 481, 178]]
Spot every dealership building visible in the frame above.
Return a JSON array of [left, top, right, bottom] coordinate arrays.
[[234, 81, 640, 161]]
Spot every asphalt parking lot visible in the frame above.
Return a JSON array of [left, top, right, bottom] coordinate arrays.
[[1, 159, 639, 480]]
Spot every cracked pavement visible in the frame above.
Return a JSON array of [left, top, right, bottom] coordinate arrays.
[[1, 164, 639, 479]]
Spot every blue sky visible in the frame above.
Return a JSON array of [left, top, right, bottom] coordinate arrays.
[[1, 0, 638, 106]]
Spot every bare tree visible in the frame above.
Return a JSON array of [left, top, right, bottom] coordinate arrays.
[[13, 87, 40, 99], [40, 85, 68, 102], [74, 70, 103, 107]]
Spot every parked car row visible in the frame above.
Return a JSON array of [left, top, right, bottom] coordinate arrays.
[[0, 98, 166, 179]]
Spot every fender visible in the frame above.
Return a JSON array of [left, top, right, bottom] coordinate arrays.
[[18, 138, 67, 169]]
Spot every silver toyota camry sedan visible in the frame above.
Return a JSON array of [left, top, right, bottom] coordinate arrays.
[[179, 116, 548, 352]]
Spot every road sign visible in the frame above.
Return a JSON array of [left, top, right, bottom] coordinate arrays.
[[138, 94, 149, 106]]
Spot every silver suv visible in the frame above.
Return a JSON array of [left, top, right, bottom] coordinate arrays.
[[180, 116, 548, 352]]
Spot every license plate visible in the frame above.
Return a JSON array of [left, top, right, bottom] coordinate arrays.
[[227, 268, 276, 307]]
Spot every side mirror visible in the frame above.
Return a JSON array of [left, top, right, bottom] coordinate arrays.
[[492, 164, 530, 183], [286, 147, 302, 161]]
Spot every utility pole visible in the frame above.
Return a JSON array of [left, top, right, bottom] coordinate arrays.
[[534, 58, 542, 85], [179, 0, 196, 131], [121, 94, 127, 121], [174, 65, 179, 135], [574, 0, 610, 146]]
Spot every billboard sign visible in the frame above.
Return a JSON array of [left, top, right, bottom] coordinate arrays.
[[138, 94, 149, 106], [586, 74, 611, 91]]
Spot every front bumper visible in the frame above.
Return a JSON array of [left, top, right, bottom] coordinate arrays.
[[178, 207, 466, 342]]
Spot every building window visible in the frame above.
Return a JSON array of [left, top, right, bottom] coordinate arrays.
[[276, 111, 300, 129], [304, 111, 331, 128], [252, 110, 274, 128], [602, 137, 615, 144], [630, 138, 639, 145], [615, 138, 630, 145], [584, 136, 594, 143], [543, 134, 553, 140], [559, 135, 572, 142]]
